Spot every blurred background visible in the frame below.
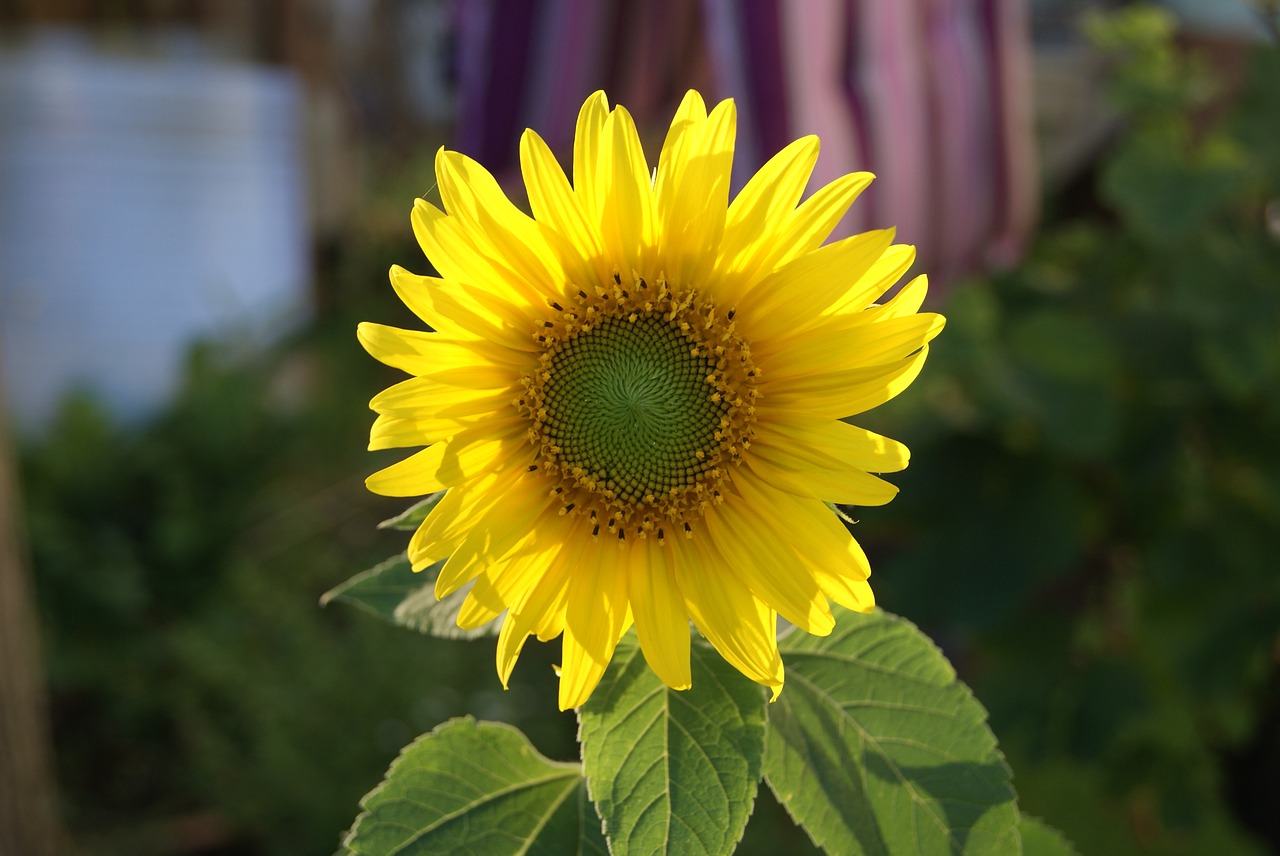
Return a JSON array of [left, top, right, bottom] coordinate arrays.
[[1, 0, 1278, 853]]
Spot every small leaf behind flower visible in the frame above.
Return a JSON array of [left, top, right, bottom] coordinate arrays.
[[578, 634, 767, 856], [765, 607, 1019, 855], [378, 493, 445, 531], [321, 554, 499, 638], [344, 717, 607, 855]]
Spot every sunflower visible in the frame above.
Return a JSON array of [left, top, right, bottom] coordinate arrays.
[[360, 91, 943, 710]]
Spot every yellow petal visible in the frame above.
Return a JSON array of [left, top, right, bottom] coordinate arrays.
[[533, 597, 568, 643], [627, 539, 692, 691], [598, 106, 655, 279], [755, 410, 910, 474], [655, 94, 735, 288], [824, 244, 917, 318], [369, 411, 482, 449], [411, 198, 552, 308], [653, 90, 708, 210], [715, 136, 820, 294], [745, 421, 901, 506], [369, 375, 509, 420], [771, 171, 875, 270], [705, 500, 834, 636], [435, 474, 557, 596], [365, 420, 524, 497], [520, 129, 606, 285], [558, 536, 631, 710], [731, 473, 874, 612], [493, 514, 581, 684], [737, 228, 896, 346], [756, 312, 944, 383], [573, 91, 611, 224], [356, 322, 524, 384], [858, 273, 930, 323], [456, 574, 505, 629], [676, 533, 783, 693], [435, 149, 567, 294], [408, 467, 516, 570], [761, 346, 931, 418], [388, 266, 538, 352]]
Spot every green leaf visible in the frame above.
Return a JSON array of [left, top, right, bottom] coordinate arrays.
[[578, 633, 767, 856], [765, 608, 1019, 856], [320, 554, 498, 639], [378, 493, 445, 531], [1018, 814, 1079, 856], [345, 717, 607, 856]]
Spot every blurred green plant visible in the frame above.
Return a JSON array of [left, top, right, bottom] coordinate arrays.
[[19, 294, 581, 852], [861, 8, 1280, 855]]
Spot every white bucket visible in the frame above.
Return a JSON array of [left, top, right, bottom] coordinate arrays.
[[0, 30, 310, 430]]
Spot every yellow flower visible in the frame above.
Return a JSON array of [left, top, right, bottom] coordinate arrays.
[[360, 91, 943, 710]]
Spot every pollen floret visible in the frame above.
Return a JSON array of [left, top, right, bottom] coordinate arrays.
[[517, 272, 758, 543]]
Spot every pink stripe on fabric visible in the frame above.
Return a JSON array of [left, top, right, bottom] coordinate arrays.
[[854, 0, 932, 250], [779, 0, 865, 239], [925, 0, 995, 282], [982, 0, 1038, 269], [702, 0, 762, 179]]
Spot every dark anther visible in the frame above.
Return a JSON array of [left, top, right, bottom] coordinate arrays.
[[657, 528, 665, 541], [612, 272, 622, 284], [683, 521, 692, 534], [727, 309, 736, 320], [592, 524, 600, 537], [526, 465, 538, 472], [617, 529, 626, 541], [550, 301, 563, 311], [578, 289, 588, 299], [564, 503, 575, 512]]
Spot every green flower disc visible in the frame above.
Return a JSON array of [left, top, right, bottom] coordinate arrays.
[[541, 314, 727, 505]]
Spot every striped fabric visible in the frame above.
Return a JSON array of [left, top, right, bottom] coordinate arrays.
[[451, 0, 1037, 292]]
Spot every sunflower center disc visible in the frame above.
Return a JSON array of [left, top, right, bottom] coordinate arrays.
[[542, 314, 727, 505]]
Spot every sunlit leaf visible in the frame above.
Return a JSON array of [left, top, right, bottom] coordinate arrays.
[[765, 607, 1019, 855], [578, 634, 766, 855], [345, 717, 607, 855]]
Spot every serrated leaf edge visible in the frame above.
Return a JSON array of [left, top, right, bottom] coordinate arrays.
[[344, 716, 585, 855], [768, 609, 1020, 856], [578, 639, 766, 856]]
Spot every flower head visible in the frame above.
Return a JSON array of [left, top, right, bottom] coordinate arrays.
[[361, 91, 943, 710]]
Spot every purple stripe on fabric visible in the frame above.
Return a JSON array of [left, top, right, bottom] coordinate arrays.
[[924, 0, 993, 281], [454, 0, 542, 171], [841, 0, 873, 229], [453, 0, 493, 162], [702, 0, 760, 186], [523, 0, 605, 159], [740, 0, 790, 164]]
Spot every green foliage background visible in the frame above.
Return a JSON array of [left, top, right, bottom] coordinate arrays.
[[16, 10, 1279, 854]]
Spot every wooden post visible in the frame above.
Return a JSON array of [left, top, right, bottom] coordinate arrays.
[[0, 372, 62, 854]]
